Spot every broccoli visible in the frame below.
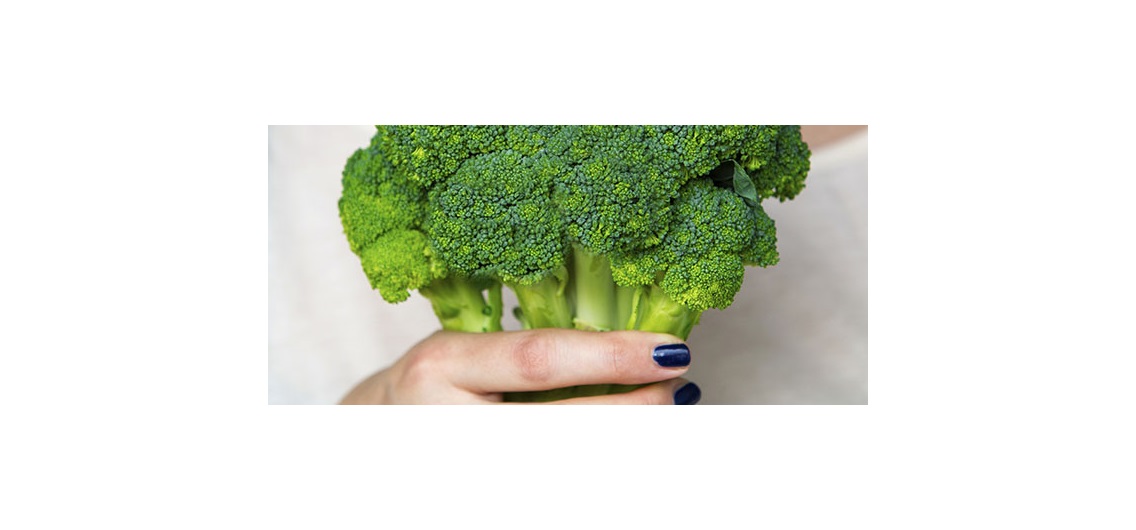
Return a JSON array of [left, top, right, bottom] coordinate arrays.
[[338, 125, 810, 401]]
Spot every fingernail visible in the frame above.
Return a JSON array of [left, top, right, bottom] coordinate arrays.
[[674, 382, 701, 405], [653, 343, 691, 368]]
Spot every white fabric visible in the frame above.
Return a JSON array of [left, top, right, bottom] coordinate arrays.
[[268, 126, 868, 404]]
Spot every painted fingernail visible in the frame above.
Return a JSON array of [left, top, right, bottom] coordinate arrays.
[[653, 343, 691, 368], [674, 382, 701, 405]]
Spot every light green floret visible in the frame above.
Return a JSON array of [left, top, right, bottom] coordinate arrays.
[[358, 230, 445, 303], [358, 230, 503, 332], [337, 143, 426, 254]]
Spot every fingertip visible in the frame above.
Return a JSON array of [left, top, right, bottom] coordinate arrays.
[[652, 342, 691, 368], [672, 380, 701, 405], [607, 331, 691, 369], [648, 378, 700, 405]]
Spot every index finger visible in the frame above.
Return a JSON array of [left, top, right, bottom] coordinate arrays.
[[433, 329, 692, 393]]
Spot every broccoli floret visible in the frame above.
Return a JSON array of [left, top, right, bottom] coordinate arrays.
[[555, 126, 685, 256], [427, 150, 565, 285], [339, 127, 503, 332], [635, 179, 756, 307], [427, 149, 574, 329], [610, 178, 779, 329], [357, 229, 443, 303], [338, 144, 425, 254], [748, 125, 811, 201]]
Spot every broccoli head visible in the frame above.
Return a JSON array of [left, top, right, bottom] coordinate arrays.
[[337, 125, 811, 399]]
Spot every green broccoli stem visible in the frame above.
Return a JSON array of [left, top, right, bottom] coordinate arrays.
[[510, 274, 573, 329], [570, 246, 616, 331], [419, 276, 503, 333], [486, 282, 504, 330], [614, 284, 643, 330], [635, 284, 702, 341]]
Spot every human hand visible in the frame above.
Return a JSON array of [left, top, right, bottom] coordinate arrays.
[[340, 329, 701, 405]]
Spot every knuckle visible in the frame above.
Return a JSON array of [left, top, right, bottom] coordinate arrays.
[[510, 332, 556, 383], [399, 347, 447, 389]]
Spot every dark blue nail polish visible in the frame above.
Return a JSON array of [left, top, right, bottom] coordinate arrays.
[[653, 343, 690, 367], [674, 382, 701, 405]]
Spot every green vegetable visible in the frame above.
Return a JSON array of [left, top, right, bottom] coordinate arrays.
[[338, 126, 810, 402]]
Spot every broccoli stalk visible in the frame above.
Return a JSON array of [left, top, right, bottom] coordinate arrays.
[[569, 247, 617, 332], [614, 284, 643, 331], [510, 270, 573, 329], [419, 276, 503, 333], [634, 284, 701, 340]]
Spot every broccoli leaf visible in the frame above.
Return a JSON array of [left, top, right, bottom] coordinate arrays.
[[710, 159, 759, 209]]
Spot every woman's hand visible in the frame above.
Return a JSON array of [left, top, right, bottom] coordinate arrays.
[[340, 329, 701, 405]]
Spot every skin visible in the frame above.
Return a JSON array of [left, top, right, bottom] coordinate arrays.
[[341, 329, 692, 404]]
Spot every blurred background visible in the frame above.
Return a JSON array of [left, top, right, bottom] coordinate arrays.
[[268, 125, 867, 404]]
